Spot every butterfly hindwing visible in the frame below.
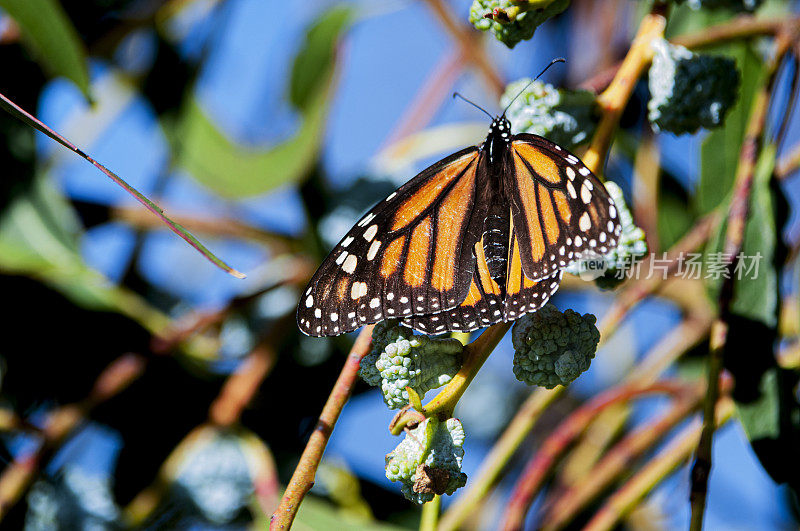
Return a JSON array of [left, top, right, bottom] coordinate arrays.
[[298, 148, 484, 336], [507, 135, 622, 281], [403, 231, 562, 334]]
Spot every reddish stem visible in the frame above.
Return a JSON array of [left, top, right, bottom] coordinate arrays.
[[499, 380, 693, 531]]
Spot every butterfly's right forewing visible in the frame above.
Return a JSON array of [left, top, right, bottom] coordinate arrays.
[[507, 135, 622, 282]]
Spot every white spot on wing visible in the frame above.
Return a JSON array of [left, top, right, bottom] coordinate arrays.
[[367, 240, 381, 261], [351, 282, 367, 299], [579, 212, 591, 232], [567, 181, 577, 199], [581, 183, 592, 204], [343, 255, 358, 274], [363, 224, 378, 241], [357, 213, 375, 227]]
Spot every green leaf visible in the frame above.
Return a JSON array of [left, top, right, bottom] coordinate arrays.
[[729, 349, 800, 489], [291, 6, 352, 110], [0, 0, 90, 98], [706, 144, 779, 327], [710, 143, 798, 488], [177, 5, 352, 198], [729, 143, 779, 326], [696, 43, 763, 215], [736, 368, 780, 441]]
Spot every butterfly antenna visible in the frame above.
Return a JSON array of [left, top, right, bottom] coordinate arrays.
[[452, 92, 494, 119], [502, 57, 566, 117]]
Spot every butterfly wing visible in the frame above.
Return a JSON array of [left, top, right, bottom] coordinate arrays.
[[298, 147, 486, 337], [507, 135, 622, 281], [402, 224, 562, 335]]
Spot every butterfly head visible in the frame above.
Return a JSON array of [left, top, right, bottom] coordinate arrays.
[[485, 115, 512, 164], [491, 116, 512, 140]]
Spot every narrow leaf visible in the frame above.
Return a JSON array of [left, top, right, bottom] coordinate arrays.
[[177, 5, 352, 198], [0, 91, 245, 279], [697, 43, 764, 214], [0, 0, 90, 98]]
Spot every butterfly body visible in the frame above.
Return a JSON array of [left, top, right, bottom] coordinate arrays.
[[298, 116, 621, 337]]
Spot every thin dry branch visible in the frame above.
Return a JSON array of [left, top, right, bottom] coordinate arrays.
[[585, 397, 735, 531], [542, 379, 720, 530], [270, 325, 375, 529], [499, 380, 695, 531], [422, 0, 504, 97]]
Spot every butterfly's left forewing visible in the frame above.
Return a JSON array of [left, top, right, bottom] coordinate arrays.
[[298, 148, 485, 337], [507, 135, 622, 281]]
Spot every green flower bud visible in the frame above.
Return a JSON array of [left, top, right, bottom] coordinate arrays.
[[502, 78, 597, 150], [512, 304, 600, 388], [360, 321, 463, 409], [648, 39, 740, 135], [469, 0, 570, 49], [565, 181, 648, 289], [385, 417, 468, 504]]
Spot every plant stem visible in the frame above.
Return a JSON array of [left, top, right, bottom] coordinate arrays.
[[420, 495, 441, 531], [392, 323, 512, 434], [270, 325, 374, 530], [632, 129, 661, 252], [584, 397, 736, 531], [112, 205, 302, 254], [209, 316, 292, 427], [423, 0, 504, 97], [688, 32, 793, 531], [671, 15, 792, 49], [424, 322, 511, 417], [499, 380, 692, 531], [582, 6, 667, 177], [438, 386, 564, 531], [439, 310, 710, 530], [580, 15, 796, 95], [775, 139, 800, 179], [542, 381, 708, 530]]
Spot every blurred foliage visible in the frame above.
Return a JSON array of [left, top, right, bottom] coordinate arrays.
[[697, 43, 764, 214], [0, 0, 90, 97], [0, 0, 798, 529], [502, 78, 597, 149], [176, 5, 352, 198]]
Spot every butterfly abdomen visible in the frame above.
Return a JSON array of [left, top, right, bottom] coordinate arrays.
[[481, 206, 509, 293]]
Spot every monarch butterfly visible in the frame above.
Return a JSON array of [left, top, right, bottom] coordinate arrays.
[[298, 65, 621, 337]]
